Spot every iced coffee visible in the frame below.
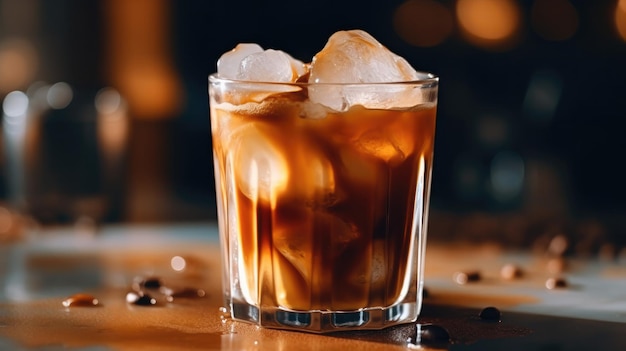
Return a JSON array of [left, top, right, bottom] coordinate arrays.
[[209, 30, 438, 332]]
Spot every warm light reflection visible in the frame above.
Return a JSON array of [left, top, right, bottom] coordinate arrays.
[[96, 87, 128, 159], [104, 0, 182, 119], [393, 0, 453, 47], [456, 0, 521, 49], [531, 0, 579, 41], [0, 38, 38, 93], [616, 0, 626, 42], [171, 256, 187, 272], [0, 207, 14, 235]]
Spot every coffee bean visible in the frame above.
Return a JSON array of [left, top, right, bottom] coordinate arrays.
[[545, 277, 568, 290], [453, 271, 481, 285], [143, 277, 162, 289], [126, 291, 157, 306], [62, 293, 100, 308], [479, 306, 501, 322], [500, 264, 523, 280], [132, 276, 163, 291]]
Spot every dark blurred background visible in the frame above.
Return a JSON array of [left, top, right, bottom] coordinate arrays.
[[0, 0, 625, 245]]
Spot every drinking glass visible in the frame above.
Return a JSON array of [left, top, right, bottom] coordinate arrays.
[[209, 74, 438, 332]]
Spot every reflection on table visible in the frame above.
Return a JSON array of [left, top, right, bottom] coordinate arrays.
[[1, 223, 626, 350]]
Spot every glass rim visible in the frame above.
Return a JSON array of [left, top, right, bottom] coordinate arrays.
[[208, 72, 438, 87]]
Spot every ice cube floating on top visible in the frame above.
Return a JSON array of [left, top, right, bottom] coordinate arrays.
[[218, 43, 307, 83], [216, 29, 432, 111]]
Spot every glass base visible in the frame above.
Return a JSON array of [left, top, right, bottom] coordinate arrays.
[[230, 301, 420, 333]]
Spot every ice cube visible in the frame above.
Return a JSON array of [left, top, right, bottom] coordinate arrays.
[[370, 241, 387, 289], [298, 152, 337, 206], [339, 146, 380, 185], [229, 123, 289, 202], [217, 43, 263, 80], [238, 49, 306, 83], [308, 30, 424, 111], [310, 30, 419, 83], [273, 210, 358, 282], [217, 43, 306, 83], [273, 225, 312, 283], [355, 128, 414, 165], [217, 45, 307, 101], [297, 100, 328, 120]]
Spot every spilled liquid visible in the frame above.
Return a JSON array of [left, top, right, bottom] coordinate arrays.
[[0, 294, 535, 351], [1, 244, 626, 350]]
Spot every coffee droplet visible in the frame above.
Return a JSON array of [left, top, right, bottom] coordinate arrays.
[[479, 306, 501, 322], [545, 277, 568, 290], [219, 306, 230, 321], [126, 291, 157, 306], [453, 271, 481, 285], [408, 323, 450, 347], [62, 293, 100, 308], [421, 324, 450, 341]]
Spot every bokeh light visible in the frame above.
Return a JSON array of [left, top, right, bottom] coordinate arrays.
[[104, 0, 183, 119], [393, 0, 454, 47], [0, 38, 38, 93], [616, 0, 626, 42], [456, 0, 521, 49], [26, 81, 50, 110], [2, 91, 29, 118], [531, 0, 579, 41], [170, 256, 186, 272], [96, 87, 129, 166], [95, 88, 123, 115], [46, 82, 73, 110], [523, 69, 562, 125]]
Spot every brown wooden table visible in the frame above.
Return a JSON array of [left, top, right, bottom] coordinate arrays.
[[1, 224, 625, 350]]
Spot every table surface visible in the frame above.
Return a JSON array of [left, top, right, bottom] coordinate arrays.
[[1, 223, 626, 350]]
